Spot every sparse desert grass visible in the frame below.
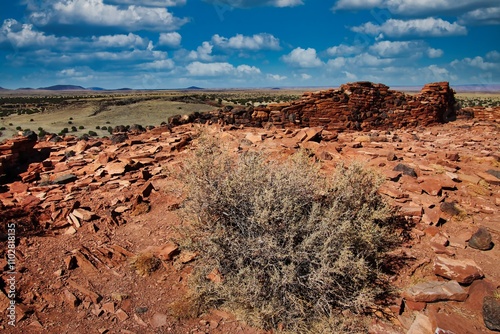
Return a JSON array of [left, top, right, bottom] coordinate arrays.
[[0, 97, 215, 139], [180, 135, 400, 332], [130, 252, 161, 277]]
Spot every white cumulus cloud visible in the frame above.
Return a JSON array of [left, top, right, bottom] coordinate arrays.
[[333, 0, 498, 16], [327, 53, 393, 70], [106, 0, 187, 7], [351, 18, 467, 38], [326, 44, 364, 57], [281, 47, 324, 68], [159, 32, 182, 48], [139, 59, 175, 70], [186, 61, 260, 77], [202, 0, 303, 8], [187, 42, 215, 61], [0, 19, 59, 49], [486, 50, 500, 61], [92, 33, 147, 49], [369, 40, 443, 58], [30, 0, 188, 31], [451, 56, 499, 70], [459, 6, 500, 25], [267, 74, 287, 81], [212, 33, 280, 51]]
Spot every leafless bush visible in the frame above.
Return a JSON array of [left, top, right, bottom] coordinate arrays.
[[181, 135, 398, 332]]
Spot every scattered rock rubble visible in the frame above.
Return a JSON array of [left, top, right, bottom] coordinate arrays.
[[0, 82, 499, 333]]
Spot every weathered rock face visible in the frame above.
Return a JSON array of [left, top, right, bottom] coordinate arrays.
[[0, 135, 38, 183], [177, 81, 457, 131]]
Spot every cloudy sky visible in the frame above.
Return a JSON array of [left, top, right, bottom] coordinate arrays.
[[0, 0, 499, 89]]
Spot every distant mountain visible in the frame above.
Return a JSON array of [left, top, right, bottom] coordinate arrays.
[[116, 88, 132, 91], [87, 87, 106, 91], [17, 87, 35, 90], [0, 87, 7, 90], [186, 86, 204, 90], [453, 84, 500, 93], [38, 85, 87, 91]]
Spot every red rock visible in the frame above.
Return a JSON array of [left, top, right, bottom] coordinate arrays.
[[72, 208, 94, 222], [464, 279, 496, 311], [150, 313, 167, 328], [115, 309, 129, 321], [9, 181, 28, 194], [67, 279, 101, 304], [430, 233, 449, 247], [244, 133, 264, 144], [433, 256, 484, 284], [476, 171, 500, 185], [140, 181, 155, 198], [73, 251, 98, 274], [422, 207, 443, 225], [206, 268, 223, 283], [155, 242, 179, 261], [420, 179, 442, 196], [0, 290, 10, 312], [407, 313, 433, 334], [178, 251, 197, 264], [405, 300, 426, 311], [64, 255, 77, 270], [102, 302, 115, 313], [403, 280, 468, 302], [63, 289, 79, 308], [399, 205, 423, 217], [104, 161, 128, 176]]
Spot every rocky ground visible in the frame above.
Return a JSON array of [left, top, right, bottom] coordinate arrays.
[[0, 102, 499, 334]]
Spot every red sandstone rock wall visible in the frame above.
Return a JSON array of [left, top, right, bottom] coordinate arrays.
[[0, 136, 37, 182], [176, 81, 457, 131]]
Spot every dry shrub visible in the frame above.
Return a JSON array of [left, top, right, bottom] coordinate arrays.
[[181, 135, 398, 332], [130, 253, 161, 277]]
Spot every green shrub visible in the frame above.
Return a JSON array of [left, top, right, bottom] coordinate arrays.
[[96, 125, 100, 130], [181, 136, 398, 332], [71, 126, 77, 132], [15, 126, 22, 130], [79, 125, 84, 130], [61, 127, 69, 134], [88, 130, 97, 136]]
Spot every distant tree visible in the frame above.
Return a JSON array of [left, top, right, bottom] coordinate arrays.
[[88, 130, 98, 136], [30, 118, 34, 122], [61, 127, 69, 134], [79, 125, 84, 130], [71, 126, 77, 132], [96, 125, 100, 130], [68, 121, 73, 124], [0, 127, 5, 131], [15, 126, 22, 131], [38, 129, 47, 137], [69, 117, 73, 120]]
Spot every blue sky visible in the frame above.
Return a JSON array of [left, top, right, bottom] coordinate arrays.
[[0, 0, 499, 89]]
